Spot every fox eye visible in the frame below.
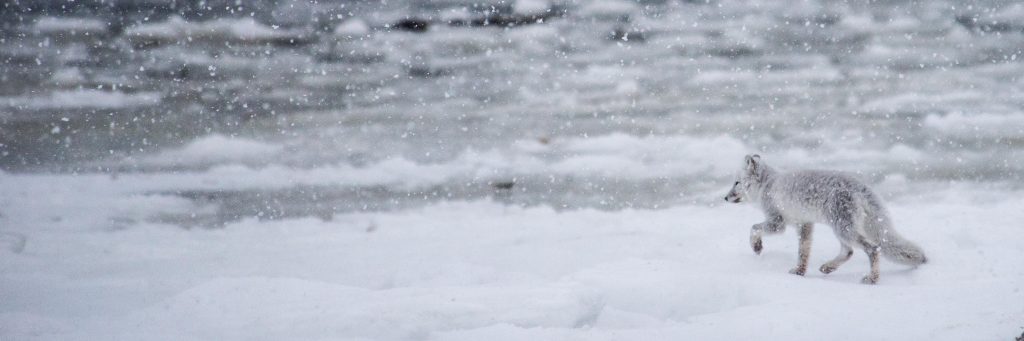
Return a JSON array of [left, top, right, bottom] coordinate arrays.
[[734, 181, 739, 186]]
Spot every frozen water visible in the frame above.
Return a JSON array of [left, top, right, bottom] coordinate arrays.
[[123, 16, 309, 44], [513, 0, 551, 16], [1, 89, 162, 110], [334, 18, 372, 38], [1, 0, 1023, 339], [32, 17, 107, 35]]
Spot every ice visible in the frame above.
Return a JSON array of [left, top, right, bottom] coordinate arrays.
[[133, 134, 284, 168], [106, 133, 747, 192], [32, 17, 107, 35], [440, 7, 473, 23], [513, 0, 551, 16], [334, 18, 371, 38], [857, 92, 988, 116], [46, 67, 86, 87], [689, 70, 759, 86], [923, 112, 1024, 139], [578, 0, 640, 20], [123, 16, 307, 44], [1, 90, 161, 110], [990, 3, 1024, 25]]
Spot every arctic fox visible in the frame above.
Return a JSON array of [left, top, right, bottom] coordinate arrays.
[[724, 155, 927, 284]]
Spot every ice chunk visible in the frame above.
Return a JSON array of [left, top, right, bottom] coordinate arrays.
[[0, 90, 160, 110], [47, 68, 86, 87], [33, 17, 107, 35], [123, 16, 308, 45], [578, 0, 639, 20], [334, 18, 371, 38], [140, 134, 284, 167], [514, 0, 551, 16], [924, 112, 1024, 139]]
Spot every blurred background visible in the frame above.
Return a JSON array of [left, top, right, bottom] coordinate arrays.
[[2, 0, 1023, 226]]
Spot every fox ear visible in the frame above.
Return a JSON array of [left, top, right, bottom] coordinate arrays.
[[745, 154, 761, 172]]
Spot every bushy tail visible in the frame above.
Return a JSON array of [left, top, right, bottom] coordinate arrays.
[[861, 194, 927, 266], [880, 232, 927, 266]]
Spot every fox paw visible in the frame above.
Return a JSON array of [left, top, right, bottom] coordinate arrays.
[[819, 264, 837, 274], [750, 228, 763, 255], [860, 274, 879, 285], [788, 267, 806, 276]]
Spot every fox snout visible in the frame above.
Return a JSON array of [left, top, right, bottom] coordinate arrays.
[[724, 190, 742, 203], [724, 181, 743, 203]]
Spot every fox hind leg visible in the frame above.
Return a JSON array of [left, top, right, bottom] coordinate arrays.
[[819, 243, 854, 274], [828, 206, 879, 284], [857, 236, 881, 284]]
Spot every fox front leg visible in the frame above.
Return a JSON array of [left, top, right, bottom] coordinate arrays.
[[750, 212, 785, 255], [750, 225, 764, 255]]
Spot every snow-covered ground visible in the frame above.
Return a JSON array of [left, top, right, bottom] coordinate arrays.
[[1, 172, 1023, 340]]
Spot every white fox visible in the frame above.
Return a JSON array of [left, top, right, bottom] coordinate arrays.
[[724, 155, 927, 284]]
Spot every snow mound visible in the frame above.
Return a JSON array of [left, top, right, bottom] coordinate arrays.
[[103, 133, 749, 192], [513, 0, 551, 16], [689, 70, 758, 85], [857, 91, 987, 115], [441, 7, 474, 23], [33, 17, 107, 35], [47, 68, 87, 87], [334, 18, 371, 38], [124, 16, 306, 44], [578, 0, 640, 19], [139, 134, 284, 167], [0, 90, 160, 110], [990, 3, 1024, 24], [924, 112, 1024, 139]]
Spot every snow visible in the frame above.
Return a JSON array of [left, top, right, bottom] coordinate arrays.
[[0, 232, 26, 253], [33, 17, 107, 35], [857, 91, 987, 116], [123, 16, 306, 43], [1, 90, 161, 110], [47, 68, 86, 87], [689, 70, 758, 85], [440, 7, 473, 23], [134, 134, 284, 167], [513, 0, 551, 16], [105, 133, 748, 192], [1, 176, 1021, 340], [89, 130, 1015, 204], [990, 3, 1024, 24], [578, 0, 640, 19], [924, 112, 1024, 139], [334, 18, 371, 38]]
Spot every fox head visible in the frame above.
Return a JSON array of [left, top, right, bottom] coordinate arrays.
[[724, 154, 766, 203]]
